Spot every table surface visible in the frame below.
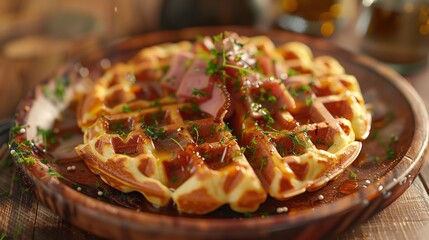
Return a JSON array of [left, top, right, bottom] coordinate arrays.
[[1, 24, 429, 240]]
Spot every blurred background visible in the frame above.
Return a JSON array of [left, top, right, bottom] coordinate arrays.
[[0, 0, 428, 118]]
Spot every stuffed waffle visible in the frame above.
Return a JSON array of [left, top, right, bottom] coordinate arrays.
[[76, 32, 371, 214]]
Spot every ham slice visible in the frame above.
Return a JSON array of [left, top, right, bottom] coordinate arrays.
[[262, 80, 296, 110], [160, 52, 194, 90], [244, 73, 296, 118], [199, 85, 230, 121], [176, 58, 211, 100]]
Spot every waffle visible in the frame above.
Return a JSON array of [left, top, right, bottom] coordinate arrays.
[[76, 32, 371, 214]]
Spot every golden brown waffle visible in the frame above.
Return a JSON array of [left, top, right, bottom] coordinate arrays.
[[77, 101, 266, 214], [76, 32, 371, 214]]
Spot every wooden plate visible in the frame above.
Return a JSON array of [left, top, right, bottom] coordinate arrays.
[[9, 27, 428, 239]]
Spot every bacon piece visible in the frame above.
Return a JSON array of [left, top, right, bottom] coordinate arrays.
[[160, 52, 194, 90]]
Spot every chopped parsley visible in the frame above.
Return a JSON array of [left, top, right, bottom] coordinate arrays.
[[250, 103, 274, 125], [95, 181, 109, 196], [263, 126, 309, 155], [245, 138, 258, 158], [9, 140, 37, 165], [189, 123, 200, 143], [122, 105, 132, 113], [287, 68, 301, 76], [170, 138, 184, 151], [108, 120, 130, 136], [385, 135, 398, 160], [47, 168, 62, 178], [202, 152, 212, 159], [213, 33, 223, 43], [256, 88, 277, 104], [191, 88, 209, 97], [42, 75, 71, 103], [141, 124, 167, 141], [171, 176, 179, 183], [347, 168, 358, 179], [54, 76, 71, 100], [258, 156, 268, 175], [36, 127, 58, 147]]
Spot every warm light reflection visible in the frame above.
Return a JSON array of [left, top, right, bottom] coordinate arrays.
[[321, 21, 334, 36], [419, 4, 429, 36], [420, 25, 429, 35], [281, 0, 298, 12], [278, 0, 347, 37], [330, 3, 341, 17], [404, 3, 415, 13], [362, 0, 375, 7]]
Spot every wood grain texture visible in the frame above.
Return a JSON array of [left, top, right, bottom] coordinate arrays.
[[0, 154, 99, 240]]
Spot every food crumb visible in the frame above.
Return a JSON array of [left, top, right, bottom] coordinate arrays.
[[67, 165, 77, 171], [276, 206, 288, 213]]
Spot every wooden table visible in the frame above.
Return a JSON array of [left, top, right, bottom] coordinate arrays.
[[1, 28, 429, 240]]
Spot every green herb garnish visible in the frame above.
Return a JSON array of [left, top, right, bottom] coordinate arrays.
[[170, 138, 184, 151], [245, 138, 258, 158], [189, 123, 200, 143], [263, 126, 308, 155], [37, 127, 58, 146], [42, 76, 71, 103], [287, 68, 301, 76], [95, 181, 109, 196], [122, 105, 132, 113], [192, 88, 209, 97], [141, 124, 167, 141], [347, 168, 358, 179], [47, 168, 62, 178], [54, 76, 71, 100], [258, 156, 268, 175], [9, 141, 37, 165]]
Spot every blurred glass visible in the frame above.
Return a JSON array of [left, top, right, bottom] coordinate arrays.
[[160, 0, 255, 29], [357, 0, 429, 74], [276, 0, 353, 37]]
